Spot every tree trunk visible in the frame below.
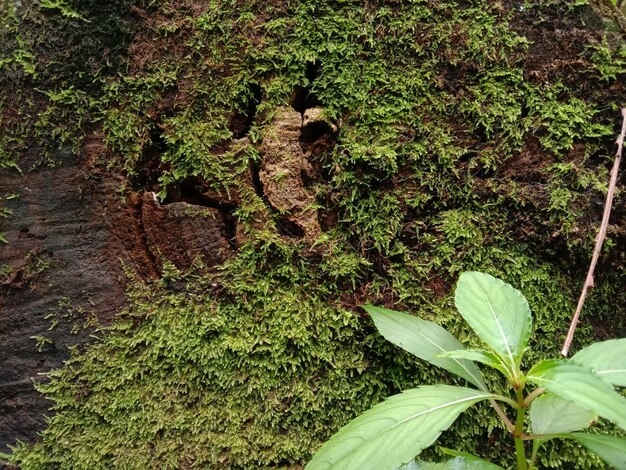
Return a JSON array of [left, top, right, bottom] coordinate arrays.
[[1, 0, 626, 468]]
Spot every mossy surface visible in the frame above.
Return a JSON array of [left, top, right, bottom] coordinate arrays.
[[3, 0, 626, 468]]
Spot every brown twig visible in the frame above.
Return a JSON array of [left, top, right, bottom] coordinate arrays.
[[561, 108, 626, 357]]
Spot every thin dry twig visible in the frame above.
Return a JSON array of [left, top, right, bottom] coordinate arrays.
[[561, 108, 626, 357]]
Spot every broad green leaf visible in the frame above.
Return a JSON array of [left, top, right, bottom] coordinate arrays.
[[530, 393, 597, 435], [396, 457, 504, 469], [454, 272, 531, 372], [306, 385, 493, 470], [439, 448, 505, 469], [437, 350, 511, 379], [572, 338, 626, 387], [567, 433, 626, 469], [527, 360, 626, 431], [365, 306, 485, 389]]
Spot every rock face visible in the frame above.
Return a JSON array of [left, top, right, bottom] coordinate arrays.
[[0, 146, 232, 452]]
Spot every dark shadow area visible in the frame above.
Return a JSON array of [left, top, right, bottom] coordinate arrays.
[[250, 159, 266, 200], [291, 61, 321, 113], [130, 126, 167, 192], [300, 121, 333, 144], [276, 216, 305, 239], [229, 83, 262, 139]]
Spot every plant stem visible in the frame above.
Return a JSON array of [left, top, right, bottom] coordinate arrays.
[[514, 389, 527, 470], [514, 419, 527, 470], [492, 394, 519, 409], [489, 398, 515, 432], [523, 387, 545, 407], [530, 440, 540, 468]]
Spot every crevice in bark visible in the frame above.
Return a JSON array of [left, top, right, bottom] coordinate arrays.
[[291, 61, 321, 114], [250, 158, 266, 201], [229, 83, 262, 139], [291, 86, 319, 115], [300, 120, 333, 145], [131, 125, 167, 192], [133, 194, 161, 275], [276, 216, 305, 239]]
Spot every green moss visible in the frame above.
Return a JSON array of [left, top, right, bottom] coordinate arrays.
[[527, 84, 612, 155], [0, 263, 12, 281], [0, 0, 135, 168], [38, 0, 86, 20], [0, 0, 37, 78], [589, 35, 626, 82], [460, 68, 528, 150], [4, 0, 626, 468], [10, 253, 419, 469]]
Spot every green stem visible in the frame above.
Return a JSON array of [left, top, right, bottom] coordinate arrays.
[[514, 426, 527, 469], [492, 394, 519, 409], [530, 440, 541, 468], [514, 389, 527, 470]]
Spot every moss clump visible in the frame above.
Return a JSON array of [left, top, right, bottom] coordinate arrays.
[[0, 0, 135, 169], [9, 251, 422, 469]]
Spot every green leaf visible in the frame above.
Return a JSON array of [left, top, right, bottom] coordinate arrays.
[[397, 457, 504, 469], [527, 360, 626, 431], [571, 338, 626, 387], [306, 385, 493, 470], [567, 433, 626, 469], [454, 272, 531, 373], [529, 393, 597, 435], [365, 306, 485, 389], [439, 448, 505, 469], [437, 349, 511, 379]]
